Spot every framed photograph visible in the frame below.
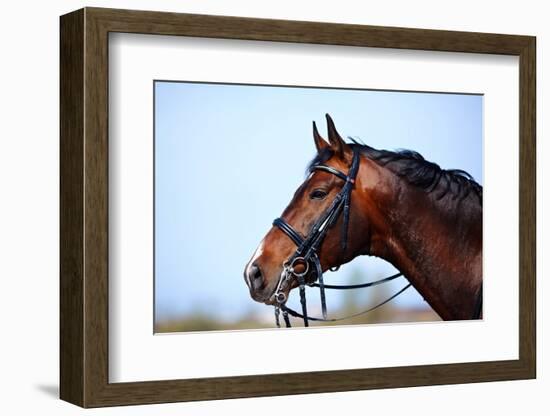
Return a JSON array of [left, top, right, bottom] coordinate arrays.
[[60, 7, 536, 408]]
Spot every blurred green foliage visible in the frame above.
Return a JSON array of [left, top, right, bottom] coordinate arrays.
[[155, 271, 440, 333]]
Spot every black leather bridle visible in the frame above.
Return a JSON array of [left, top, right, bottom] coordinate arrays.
[[271, 149, 410, 327]]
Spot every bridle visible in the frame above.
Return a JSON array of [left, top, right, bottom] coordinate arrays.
[[271, 148, 410, 327]]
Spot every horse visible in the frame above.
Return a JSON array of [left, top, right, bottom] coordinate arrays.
[[244, 114, 482, 325]]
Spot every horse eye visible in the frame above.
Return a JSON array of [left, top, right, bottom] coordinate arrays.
[[310, 189, 328, 200]]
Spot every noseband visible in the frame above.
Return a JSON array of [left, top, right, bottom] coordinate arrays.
[[271, 149, 410, 328]]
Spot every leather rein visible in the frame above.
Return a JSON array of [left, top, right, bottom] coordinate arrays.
[[271, 149, 411, 328]]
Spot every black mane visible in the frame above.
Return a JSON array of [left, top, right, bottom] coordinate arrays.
[[307, 141, 482, 205]]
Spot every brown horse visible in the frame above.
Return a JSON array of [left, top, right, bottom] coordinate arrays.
[[244, 114, 482, 321]]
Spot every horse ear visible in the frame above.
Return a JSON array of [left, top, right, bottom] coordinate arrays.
[[326, 114, 350, 158], [313, 121, 330, 153]]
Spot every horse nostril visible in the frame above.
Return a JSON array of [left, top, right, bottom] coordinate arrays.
[[249, 264, 264, 291]]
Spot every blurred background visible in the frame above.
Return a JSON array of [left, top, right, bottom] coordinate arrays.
[[154, 81, 482, 333]]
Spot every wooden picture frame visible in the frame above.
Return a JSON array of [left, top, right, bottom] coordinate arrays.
[[60, 7, 536, 408]]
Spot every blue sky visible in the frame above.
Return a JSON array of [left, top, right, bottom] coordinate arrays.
[[154, 81, 482, 322]]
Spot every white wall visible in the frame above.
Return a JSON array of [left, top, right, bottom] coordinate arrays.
[[0, 0, 545, 414]]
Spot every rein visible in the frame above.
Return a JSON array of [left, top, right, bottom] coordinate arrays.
[[271, 149, 411, 328]]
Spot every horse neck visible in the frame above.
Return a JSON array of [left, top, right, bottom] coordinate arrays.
[[358, 161, 482, 320]]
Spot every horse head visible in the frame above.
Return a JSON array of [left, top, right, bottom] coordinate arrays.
[[243, 114, 379, 306]]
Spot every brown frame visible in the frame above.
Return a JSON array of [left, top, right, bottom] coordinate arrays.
[[60, 7, 536, 408]]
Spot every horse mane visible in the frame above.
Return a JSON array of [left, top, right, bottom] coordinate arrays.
[[307, 140, 482, 206]]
